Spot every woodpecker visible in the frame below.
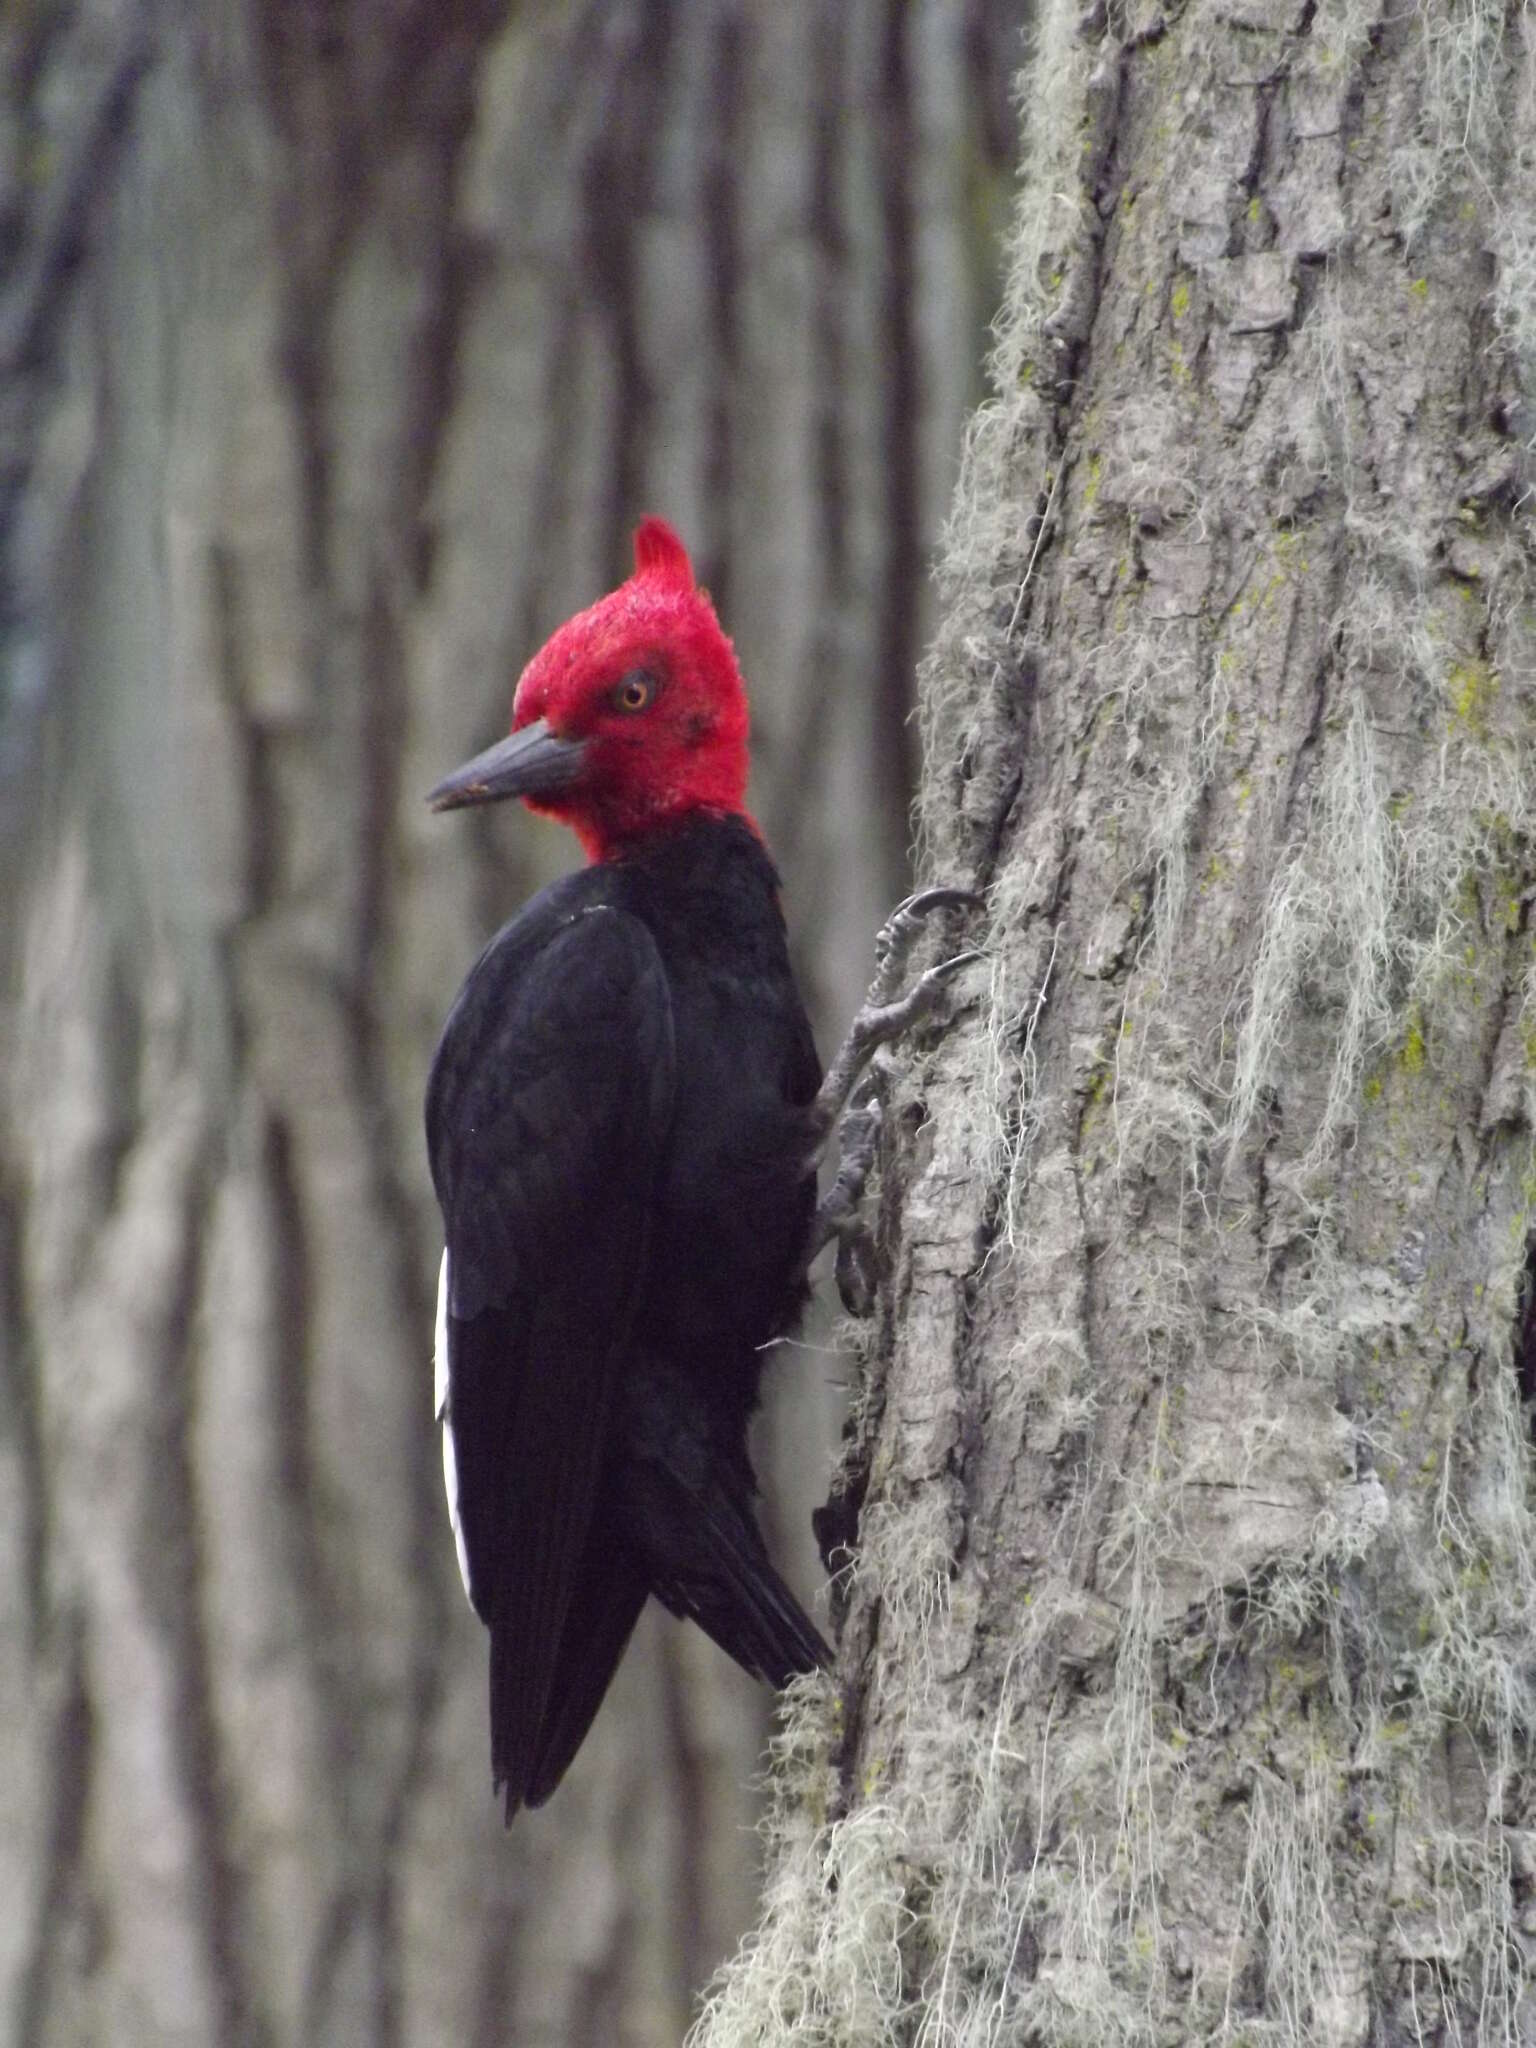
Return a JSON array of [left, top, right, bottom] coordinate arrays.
[[426, 519, 971, 1819]]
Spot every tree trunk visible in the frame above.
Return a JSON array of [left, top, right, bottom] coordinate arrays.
[[0, 4, 1022, 2044], [696, 2, 1536, 2043]]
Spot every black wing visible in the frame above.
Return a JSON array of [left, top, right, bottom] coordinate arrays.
[[427, 897, 674, 1818]]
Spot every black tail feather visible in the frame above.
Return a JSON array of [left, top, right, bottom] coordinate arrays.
[[644, 1477, 831, 1687]]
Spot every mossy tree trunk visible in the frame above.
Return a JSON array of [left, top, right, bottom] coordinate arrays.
[[0, 3, 1022, 2044], [696, 3, 1536, 2043]]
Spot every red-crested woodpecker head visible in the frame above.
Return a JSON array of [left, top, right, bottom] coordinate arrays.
[[426, 519, 751, 862]]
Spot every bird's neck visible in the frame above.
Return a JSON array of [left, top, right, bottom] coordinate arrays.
[[574, 799, 763, 866], [597, 810, 789, 984], [593, 807, 780, 917]]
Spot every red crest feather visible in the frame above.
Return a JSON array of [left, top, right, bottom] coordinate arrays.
[[632, 517, 696, 588]]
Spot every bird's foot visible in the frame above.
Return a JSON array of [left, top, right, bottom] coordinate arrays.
[[806, 888, 981, 1279], [808, 1059, 889, 1273], [810, 887, 982, 1147]]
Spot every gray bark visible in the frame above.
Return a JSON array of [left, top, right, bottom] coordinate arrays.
[[0, 3, 1023, 2044], [695, 2, 1536, 2044]]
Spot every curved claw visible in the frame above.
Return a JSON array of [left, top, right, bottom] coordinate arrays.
[[895, 886, 985, 919], [875, 889, 982, 960], [925, 947, 986, 983]]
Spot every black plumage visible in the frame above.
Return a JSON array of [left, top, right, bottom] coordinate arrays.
[[426, 812, 830, 1818]]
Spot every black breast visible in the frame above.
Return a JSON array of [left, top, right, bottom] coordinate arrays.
[[616, 814, 820, 1389]]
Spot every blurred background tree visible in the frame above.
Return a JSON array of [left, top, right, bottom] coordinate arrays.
[[0, 3, 1026, 2043]]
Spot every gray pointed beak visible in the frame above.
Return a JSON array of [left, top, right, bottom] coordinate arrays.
[[426, 719, 587, 812]]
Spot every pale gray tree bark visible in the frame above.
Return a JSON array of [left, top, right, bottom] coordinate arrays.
[[0, 3, 1023, 2044], [695, 2, 1536, 2044]]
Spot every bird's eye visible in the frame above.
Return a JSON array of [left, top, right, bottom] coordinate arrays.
[[613, 671, 657, 714]]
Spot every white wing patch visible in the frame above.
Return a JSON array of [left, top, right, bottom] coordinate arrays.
[[435, 1249, 474, 1606]]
